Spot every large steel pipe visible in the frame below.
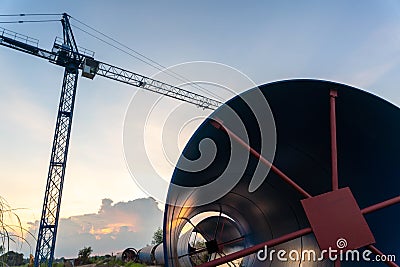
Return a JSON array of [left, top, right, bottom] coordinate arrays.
[[164, 79, 400, 267]]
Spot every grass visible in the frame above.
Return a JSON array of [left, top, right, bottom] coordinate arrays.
[[121, 263, 145, 267], [1, 197, 146, 267], [9, 259, 147, 267], [95, 258, 146, 267], [0, 196, 35, 267]]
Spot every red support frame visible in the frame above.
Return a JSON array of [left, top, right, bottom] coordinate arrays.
[[197, 227, 312, 267], [330, 90, 340, 267], [203, 90, 399, 267], [361, 195, 400, 215], [210, 120, 312, 199], [330, 89, 339, 191]]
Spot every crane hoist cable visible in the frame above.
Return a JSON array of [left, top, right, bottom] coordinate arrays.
[[72, 22, 225, 102], [0, 13, 223, 267], [0, 12, 226, 101], [0, 13, 61, 24], [0, 13, 63, 17], [0, 20, 60, 24], [70, 16, 226, 102]]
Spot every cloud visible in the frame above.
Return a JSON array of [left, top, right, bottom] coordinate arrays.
[[26, 198, 163, 258]]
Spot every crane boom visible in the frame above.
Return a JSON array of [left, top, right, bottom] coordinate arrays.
[[96, 61, 222, 110], [0, 13, 222, 267], [0, 27, 222, 110]]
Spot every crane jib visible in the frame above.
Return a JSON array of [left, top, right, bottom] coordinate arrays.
[[0, 35, 40, 54], [0, 16, 224, 267]]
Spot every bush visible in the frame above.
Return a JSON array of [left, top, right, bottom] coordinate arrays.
[[77, 247, 93, 265]]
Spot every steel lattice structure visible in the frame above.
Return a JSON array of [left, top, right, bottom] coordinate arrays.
[[0, 13, 222, 267], [96, 62, 222, 110], [35, 67, 79, 266], [33, 13, 83, 267]]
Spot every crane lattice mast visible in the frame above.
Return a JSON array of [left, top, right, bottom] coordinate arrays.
[[0, 13, 222, 267]]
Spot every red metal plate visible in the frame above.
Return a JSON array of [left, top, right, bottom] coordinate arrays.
[[301, 187, 375, 253]]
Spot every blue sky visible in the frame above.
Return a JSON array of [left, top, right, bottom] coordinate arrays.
[[1, 0, 400, 258]]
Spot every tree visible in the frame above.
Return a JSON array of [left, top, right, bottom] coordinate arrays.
[[0, 251, 24, 266], [77, 246, 93, 265], [151, 227, 163, 245]]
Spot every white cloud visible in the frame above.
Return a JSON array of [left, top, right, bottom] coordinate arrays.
[[24, 198, 163, 258]]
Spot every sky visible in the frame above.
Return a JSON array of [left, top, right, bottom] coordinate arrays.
[[1, 0, 400, 259]]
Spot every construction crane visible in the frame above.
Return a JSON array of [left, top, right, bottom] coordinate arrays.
[[0, 13, 222, 267]]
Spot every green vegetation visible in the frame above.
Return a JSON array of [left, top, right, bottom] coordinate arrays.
[[86, 256, 146, 267], [151, 227, 163, 245], [1, 251, 24, 266], [123, 262, 145, 267], [7, 256, 147, 267], [77, 247, 93, 265], [0, 197, 151, 267], [0, 196, 34, 267], [99, 258, 145, 267]]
